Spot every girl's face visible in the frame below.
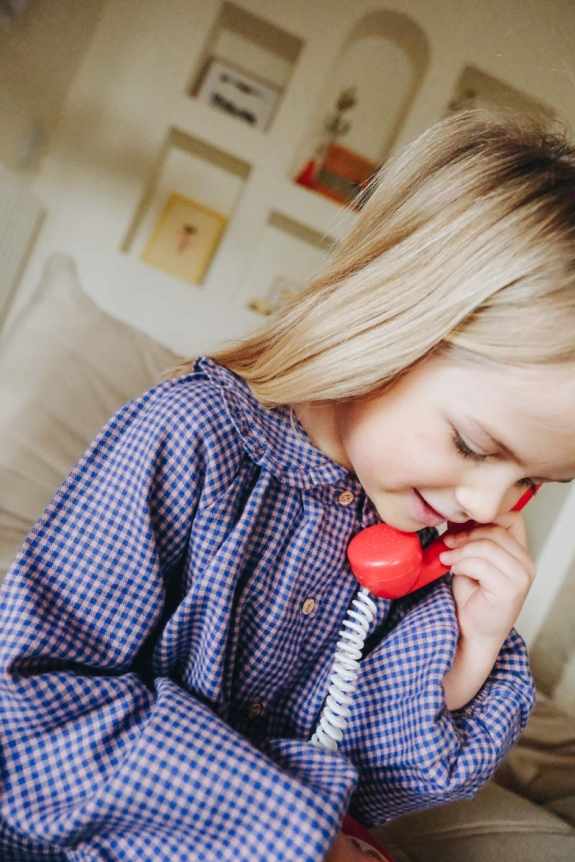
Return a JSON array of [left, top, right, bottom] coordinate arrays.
[[328, 356, 575, 532]]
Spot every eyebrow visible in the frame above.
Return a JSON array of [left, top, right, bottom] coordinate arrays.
[[476, 421, 574, 483]]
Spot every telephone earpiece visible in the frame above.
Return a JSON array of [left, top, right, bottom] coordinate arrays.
[[347, 485, 538, 599], [347, 522, 446, 599]]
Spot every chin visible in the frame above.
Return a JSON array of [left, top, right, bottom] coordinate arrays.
[[371, 491, 426, 533], [388, 519, 422, 533], [374, 508, 422, 533]]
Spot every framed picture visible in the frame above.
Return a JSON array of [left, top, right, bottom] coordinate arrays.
[[196, 57, 282, 131], [142, 192, 227, 285]]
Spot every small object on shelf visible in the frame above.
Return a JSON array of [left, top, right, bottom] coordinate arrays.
[[249, 274, 300, 316], [296, 86, 376, 206], [295, 158, 318, 189], [248, 297, 273, 316], [323, 86, 357, 140], [195, 57, 282, 132], [1, 0, 28, 15], [142, 192, 227, 286], [305, 142, 376, 208], [296, 87, 358, 190]]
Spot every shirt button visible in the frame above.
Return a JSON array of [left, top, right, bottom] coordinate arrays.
[[301, 597, 316, 615], [337, 490, 355, 507], [248, 701, 263, 718]]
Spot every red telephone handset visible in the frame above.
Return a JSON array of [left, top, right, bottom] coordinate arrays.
[[347, 485, 538, 599]]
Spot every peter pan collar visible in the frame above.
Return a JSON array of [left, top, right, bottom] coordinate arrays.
[[195, 356, 363, 491]]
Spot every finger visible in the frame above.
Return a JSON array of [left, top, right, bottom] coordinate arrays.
[[441, 538, 535, 586], [443, 526, 532, 569], [445, 511, 527, 549], [447, 512, 527, 547], [448, 556, 532, 602], [440, 539, 535, 587], [450, 570, 480, 604], [492, 510, 528, 547]]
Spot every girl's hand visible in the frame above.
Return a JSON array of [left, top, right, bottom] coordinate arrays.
[[439, 510, 535, 710], [439, 510, 535, 644]]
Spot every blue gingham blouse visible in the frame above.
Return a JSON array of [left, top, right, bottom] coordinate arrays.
[[0, 356, 535, 861]]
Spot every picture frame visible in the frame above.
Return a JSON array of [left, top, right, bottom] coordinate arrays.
[[195, 57, 282, 132], [142, 192, 228, 286]]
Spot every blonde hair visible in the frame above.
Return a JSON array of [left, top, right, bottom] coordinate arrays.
[[204, 110, 575, 406]]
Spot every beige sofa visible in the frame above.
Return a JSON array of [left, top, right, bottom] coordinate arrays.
[[1, 255, 574, 860], [0, 254, 181, 584], [372, 694, 575, 860]]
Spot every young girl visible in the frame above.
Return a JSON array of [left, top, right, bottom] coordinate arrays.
[[1, 110, 574, 862]]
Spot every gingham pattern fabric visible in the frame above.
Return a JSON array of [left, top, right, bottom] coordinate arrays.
[[0, 357, 535, 861]]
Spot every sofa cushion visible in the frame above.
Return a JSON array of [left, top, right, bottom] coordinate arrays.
[[0, 253, 183, 582], [370, 782, 573, 862]]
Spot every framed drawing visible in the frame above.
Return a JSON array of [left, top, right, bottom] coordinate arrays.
[[142, 193, 228, 285], [196, 57, 282, 131]]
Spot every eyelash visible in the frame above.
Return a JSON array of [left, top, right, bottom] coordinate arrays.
[[452, 431, 536, 491], [452, 431, 486, 463]]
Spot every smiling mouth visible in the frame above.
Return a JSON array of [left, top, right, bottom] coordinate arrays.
[[413, 490, 448, 526]]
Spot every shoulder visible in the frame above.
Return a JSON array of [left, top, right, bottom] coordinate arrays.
[[141, 361, 247, 469], [385, 578, 459, 644], [89, 360, 246, 492], [113, 357, 234, 437]]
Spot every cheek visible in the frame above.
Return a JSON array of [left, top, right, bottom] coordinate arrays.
[[349, 430, 431, 482], [343, 409, 453, 486], [409, 419, 452, 460]]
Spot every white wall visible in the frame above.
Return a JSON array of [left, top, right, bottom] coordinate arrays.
[[0, 0, 107, 171]]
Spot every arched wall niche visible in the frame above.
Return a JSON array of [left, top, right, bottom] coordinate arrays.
[[294, 9, 430, 206]]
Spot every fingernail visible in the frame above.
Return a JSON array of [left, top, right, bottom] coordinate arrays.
[[439, 551, 453, 563], [443, 535, 455, 546]]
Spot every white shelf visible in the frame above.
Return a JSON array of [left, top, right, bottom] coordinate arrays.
[[189, 1, 304, 134], [239, 210, 335, 315], [123, 127, 251, 286], [446, 65, 555, 122], [291, 8, 430, 208]]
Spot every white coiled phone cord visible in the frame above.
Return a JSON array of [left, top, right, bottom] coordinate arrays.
[[311, 586, 377, 752]]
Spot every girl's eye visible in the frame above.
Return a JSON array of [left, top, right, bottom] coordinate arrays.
[[452, 431, 487, 463], [453, 430, 537, 491]]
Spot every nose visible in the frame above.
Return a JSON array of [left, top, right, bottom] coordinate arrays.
[[454, 477, 513, 524]]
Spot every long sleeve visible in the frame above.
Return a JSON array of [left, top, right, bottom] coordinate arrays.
[[341, 579, 535, 826], [0, 381, 357, 861]]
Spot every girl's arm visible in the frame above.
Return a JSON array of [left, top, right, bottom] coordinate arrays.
[[442, 634, 505, 711], [440, 511, 536, 710], [0, 381, 356, 861], [340, 575, 535, 828]]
